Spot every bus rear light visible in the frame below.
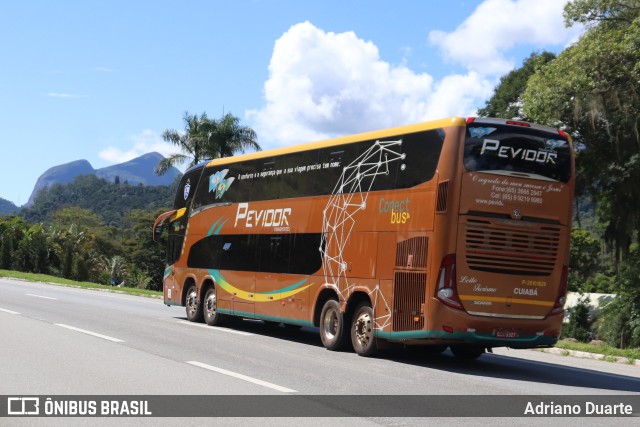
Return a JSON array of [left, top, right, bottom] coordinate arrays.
[[549, 265, 569, 315], [442, 325, 454, 333], [436, 254, 463, 310], [466, 117, 476, 124], [506, 120, 531, 127]]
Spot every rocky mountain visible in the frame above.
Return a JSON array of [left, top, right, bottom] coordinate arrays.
[[26, 152, 181, 206]]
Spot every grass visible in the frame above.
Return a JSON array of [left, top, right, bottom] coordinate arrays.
[[0, 269, 162, 298], [554, 339, 640, 362]]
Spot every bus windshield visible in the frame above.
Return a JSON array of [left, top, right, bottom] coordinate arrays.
[[464, 123, 571, 183]]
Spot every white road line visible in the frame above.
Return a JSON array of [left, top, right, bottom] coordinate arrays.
[[186, 361, 297, 393], [0, 308, 20, 315], [176, 320, 254, 336], [54, 324, 125, 343], [26, 293, 58, 300]]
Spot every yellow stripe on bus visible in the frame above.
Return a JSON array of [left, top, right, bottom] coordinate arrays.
[[459, 295, 555, 307]]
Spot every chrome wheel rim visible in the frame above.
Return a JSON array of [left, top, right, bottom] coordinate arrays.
[[354, 310, 372, 348], [322, 307, 338, 340], [205, 289, 217, 318], [186, 289, 198, 316]]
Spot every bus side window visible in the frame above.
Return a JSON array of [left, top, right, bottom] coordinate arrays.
[[257, 235, 290, 274], [315, 147, 347, 195], [259, 159, 281, 200], [166, 219, 185, 265], [281, 150, 319, 198], [395, 130, 444, 189]]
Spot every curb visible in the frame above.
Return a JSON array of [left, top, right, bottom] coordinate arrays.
[[537, 347, 639, 366]]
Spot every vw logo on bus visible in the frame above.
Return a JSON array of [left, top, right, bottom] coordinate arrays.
[[183, 179, 191, 200], [511, 208, 522, 220]]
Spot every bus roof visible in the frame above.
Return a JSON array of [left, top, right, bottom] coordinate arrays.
[[205, 116, 467, 168]]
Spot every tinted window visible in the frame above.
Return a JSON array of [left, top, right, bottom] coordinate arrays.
[[166, 215, 187, 264], [464, 124, 571, 182], [192, 129, 445, 207], [187, 233, 323, 274]]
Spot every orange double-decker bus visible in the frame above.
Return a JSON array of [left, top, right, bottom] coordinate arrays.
[[153, 117, 574, 359]]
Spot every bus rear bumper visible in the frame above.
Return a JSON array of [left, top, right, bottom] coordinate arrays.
[[373, 329, 557, 348]]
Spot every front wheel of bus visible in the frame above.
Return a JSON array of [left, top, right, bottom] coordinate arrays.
[[185, 284, 203, 323], [450, 345, 485, 360], [319, 299, 349, 351], [203, 285, 226, 326], [351, 302, 378, 357]]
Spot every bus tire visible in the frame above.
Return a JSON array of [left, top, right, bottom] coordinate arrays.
[[203, 285, 226, 326], [450, 345, 485, 360], [319, 299, 349, 351], [351, 302, 378, 357], [185, 283, 204, 323]]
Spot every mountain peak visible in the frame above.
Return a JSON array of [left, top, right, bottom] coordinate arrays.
[[26, 153, 181, 207]]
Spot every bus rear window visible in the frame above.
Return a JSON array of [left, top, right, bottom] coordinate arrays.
[[464, 124, 571, 183]]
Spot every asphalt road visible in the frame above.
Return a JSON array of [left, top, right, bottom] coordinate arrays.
[[1, 278, 639, 425]]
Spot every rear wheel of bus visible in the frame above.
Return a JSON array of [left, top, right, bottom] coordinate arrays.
[[203, 284, 226, 326], [185, 283, 203, 322], [351, 302, 377, 357], [319, 299, 349, 351]]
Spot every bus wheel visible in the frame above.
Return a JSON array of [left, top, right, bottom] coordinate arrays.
[[203, 285, 226, 326], [450, 345, 485, 360], [351, 302, 378, 357], [185, 284, 203, 323], [319, 299, 349, 351]]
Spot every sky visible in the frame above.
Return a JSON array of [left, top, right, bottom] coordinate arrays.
[[0, 0, 584, 207]]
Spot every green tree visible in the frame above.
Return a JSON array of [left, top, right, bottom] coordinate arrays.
[[569, 228, 602, 291], [205, 112, 260, 159], [49, 224, 91, 279], [155, 111, 213, 175], [13, 223, 50, 274], [51, 207, 103, 230], [564, 0, 640, 26], [565, 295, 594, 342], [523, 1, 640, 267], [155, 111, 260, 175], [0, 217, 28, 270], [478, 51, 556, 120], [121, 209, 166, 290], [597, 246, 640, 347]]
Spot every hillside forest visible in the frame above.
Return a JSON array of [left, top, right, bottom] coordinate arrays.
[[1, 1, 639, 349]]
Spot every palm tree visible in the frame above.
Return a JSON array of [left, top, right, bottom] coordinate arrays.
[[155, 111, 260, 175], [205, 112, 260, 159], [155, 111, 212, 175]]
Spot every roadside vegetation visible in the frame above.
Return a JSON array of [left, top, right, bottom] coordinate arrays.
[[554, 340, 640, 363], [0, 269, 161, 298]]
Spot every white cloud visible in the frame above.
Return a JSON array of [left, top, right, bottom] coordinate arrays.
[[99, 129, 175, 164], [247, 21, 494, 148], [428, 0, 584, 76], [247, 2, 586, 149]]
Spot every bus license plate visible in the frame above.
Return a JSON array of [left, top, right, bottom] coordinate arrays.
[[496, 329, 519, 338]]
